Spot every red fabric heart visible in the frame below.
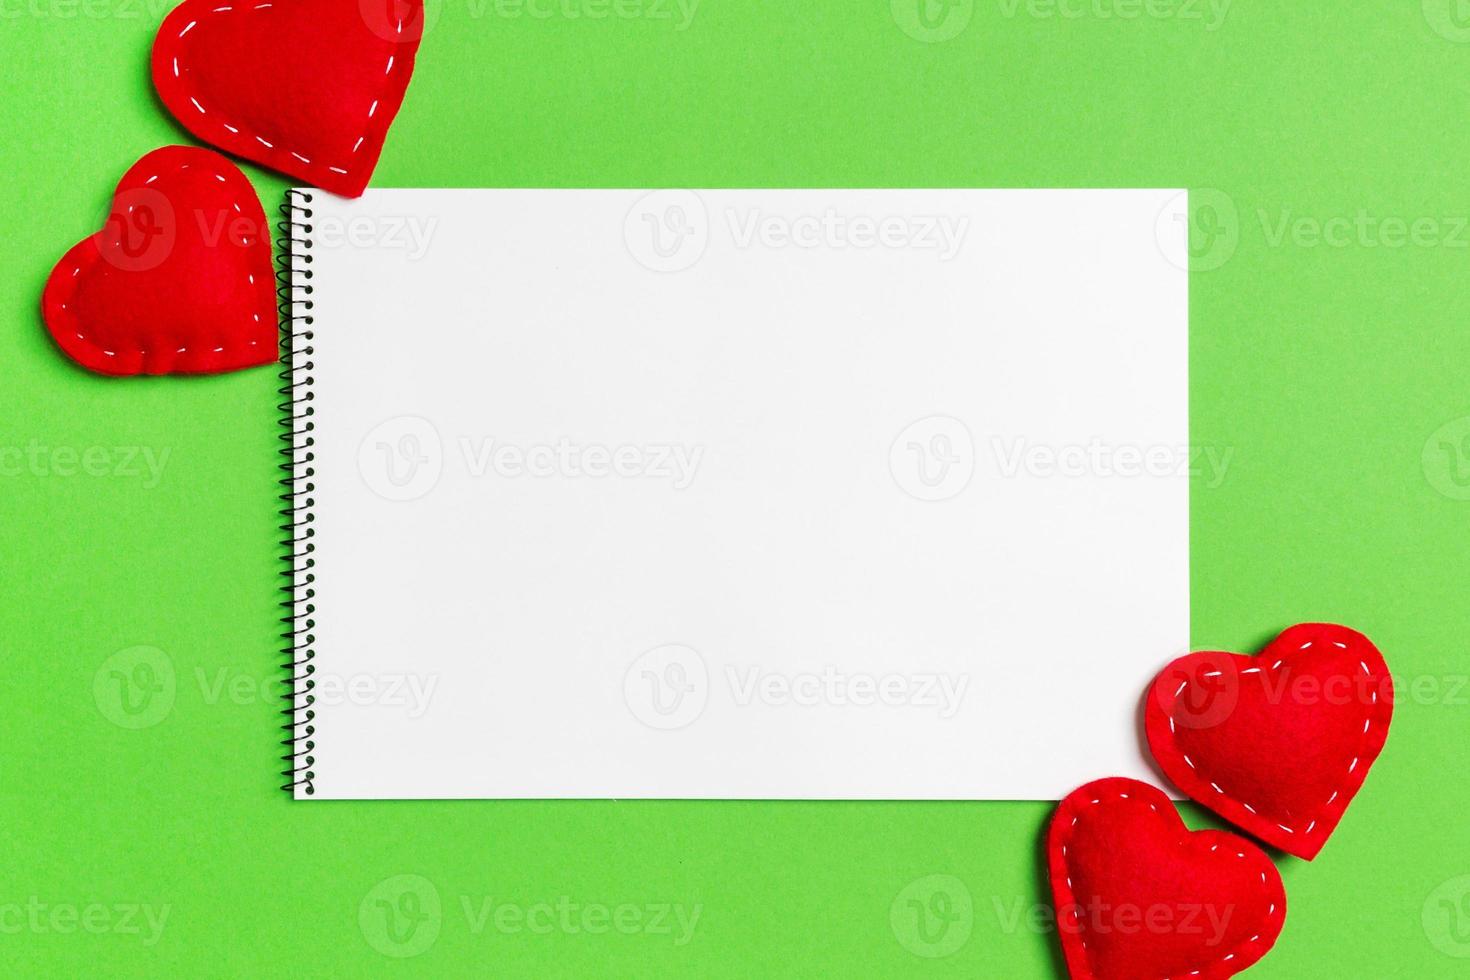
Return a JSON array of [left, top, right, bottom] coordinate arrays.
[[1048, 778, 1286, 980], [42, 146, 277, 377], [1145, 623, 1393, 860], [151, 0, 424, 197]]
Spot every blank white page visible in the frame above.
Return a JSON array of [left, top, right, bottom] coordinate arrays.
[[289, 189, 1189, 800]]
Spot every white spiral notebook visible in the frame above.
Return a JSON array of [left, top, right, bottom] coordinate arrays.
[[282, 188, 1190, 800]]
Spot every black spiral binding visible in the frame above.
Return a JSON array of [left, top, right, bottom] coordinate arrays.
[[277, 189, 316, 795]]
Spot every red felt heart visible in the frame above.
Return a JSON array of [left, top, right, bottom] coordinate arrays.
[[1145, 623, 1393, 861], [42, 146, 277, 377], [1048, 778, 1286, 980], [151, 0, 424, 198]]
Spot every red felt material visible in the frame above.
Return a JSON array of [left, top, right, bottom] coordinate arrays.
[[1048, 778, 1286, 980], [42, 146, 277, 377], [151, 0, 424, 197], [1145, 623, 1393, 861]]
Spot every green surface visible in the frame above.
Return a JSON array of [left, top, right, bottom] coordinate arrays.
[[4, 1, 1470, 975]]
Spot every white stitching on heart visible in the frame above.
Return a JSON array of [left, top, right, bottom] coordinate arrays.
[[1170, 635, 1387, 845], [166, 2, 409, 181], [1053, 785, 1282, 980], [58, 157, 269, 364]]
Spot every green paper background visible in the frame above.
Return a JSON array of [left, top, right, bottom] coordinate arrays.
[[3, 1, 1470, 975]]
